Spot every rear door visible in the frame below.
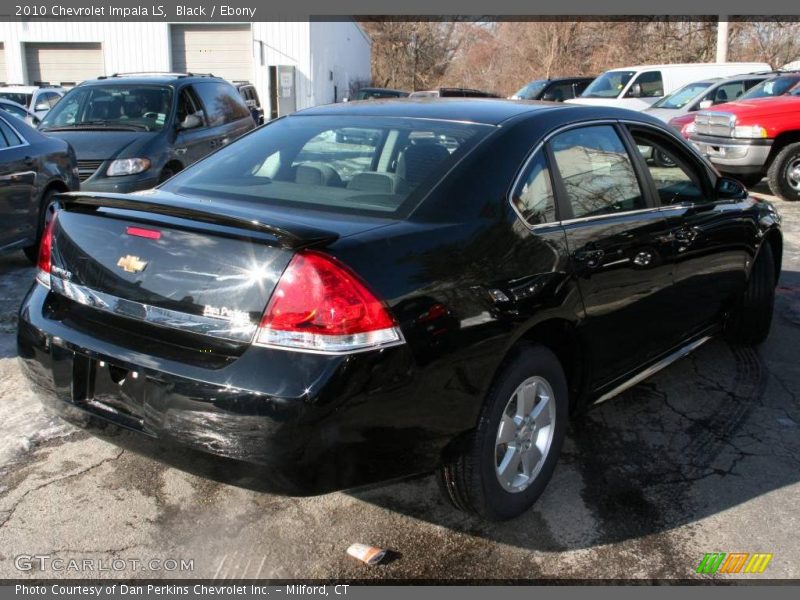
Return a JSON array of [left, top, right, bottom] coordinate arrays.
[[548, 123, 678, 387], [191, 81, 254, 153], [0, 116, 37, 249]]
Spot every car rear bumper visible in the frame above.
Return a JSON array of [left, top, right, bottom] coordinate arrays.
[[17, 283, 446, 495], [690, 134, 772, 174]]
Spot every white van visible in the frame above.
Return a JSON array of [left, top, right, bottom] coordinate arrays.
[[566, 63, 771, 111]]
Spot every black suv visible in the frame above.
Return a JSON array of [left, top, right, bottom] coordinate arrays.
[[510, 77, 595, 102], [37, 73, 255, 193], [234, 81, 264, 125]]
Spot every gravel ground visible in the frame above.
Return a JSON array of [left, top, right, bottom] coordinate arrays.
[[1, 183, 799, 580]]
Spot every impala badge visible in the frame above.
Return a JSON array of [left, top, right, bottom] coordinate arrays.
[[117, 255, 148, 274]]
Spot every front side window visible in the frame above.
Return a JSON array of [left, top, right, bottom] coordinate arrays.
[[192, 82, 251, 126], [581, 71, 636, 99], [703, 81, 746, 105], [550, 125, 644, 219], [39, 85, 173, 132], [627, 71, 664, 98], [161, 115, 489, 217], [630, 127, 707, 206], [512, 149, 556, 225]]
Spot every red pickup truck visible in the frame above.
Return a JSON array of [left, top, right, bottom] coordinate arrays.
[[688, 93, 800, 200]]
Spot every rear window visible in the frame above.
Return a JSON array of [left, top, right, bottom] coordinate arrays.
[[162, 115, 490, 217]]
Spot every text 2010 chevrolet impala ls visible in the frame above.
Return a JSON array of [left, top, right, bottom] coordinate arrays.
[[18, 99, 782, 520]]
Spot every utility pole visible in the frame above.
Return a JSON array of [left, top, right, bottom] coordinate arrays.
[[716, 16, 729, 63]]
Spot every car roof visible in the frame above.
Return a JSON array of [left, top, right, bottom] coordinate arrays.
[[80, 73, 224, 86], [0, 98, 30, 110], [293, 97, 659, 126]]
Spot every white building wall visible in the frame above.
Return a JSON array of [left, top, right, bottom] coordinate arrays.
[[0, 22, 170, 84], [0, 20, 370, 115], [309, 21, 372, 105]]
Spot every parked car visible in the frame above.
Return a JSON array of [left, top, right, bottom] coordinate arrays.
[[409, 87, 499, 98], [0, 112, 78, 262], [689, 91, 800, 198], [670, 71, 800, 140], [0, 98, 41, 127], [0, 84, 65, 120], [19, 100, 782, 521], [233, 81, 264, 125], [567, 62, 770, 111], [37, 73, 255, 193], [509, 77, 595, 102], [647, 73, 771, 125], [347, 87, 409, 101]]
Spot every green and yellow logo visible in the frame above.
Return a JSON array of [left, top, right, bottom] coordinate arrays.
[[697, 553, 773, 574]]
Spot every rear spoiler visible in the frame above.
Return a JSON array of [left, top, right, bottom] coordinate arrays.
[[58, 192, 339, 249]]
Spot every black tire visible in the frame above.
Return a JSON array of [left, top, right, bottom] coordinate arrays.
[[22, 188, 58, 264], [653, 149, 676, 168], [766, 142, 800, 201], [725, 242, 776, 345], [437, 344, 568, 520]]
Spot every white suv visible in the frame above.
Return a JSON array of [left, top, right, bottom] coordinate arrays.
[[0, 85, 65, 119]]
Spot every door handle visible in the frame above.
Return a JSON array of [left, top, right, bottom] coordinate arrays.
[[573, 248, 605, 267]]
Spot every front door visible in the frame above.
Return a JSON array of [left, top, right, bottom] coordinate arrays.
[[548, 123, 677, 388]]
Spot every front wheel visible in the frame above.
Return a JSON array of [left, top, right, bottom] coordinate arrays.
[[438, 345, 568, 520], [766, 142, 800, 201], [725, 242, 776, 345]]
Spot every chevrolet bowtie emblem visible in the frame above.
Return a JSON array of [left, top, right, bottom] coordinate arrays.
[[117, 255, 148, 273]]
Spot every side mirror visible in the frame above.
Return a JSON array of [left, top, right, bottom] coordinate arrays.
[[342, 96, 350, 103], [698, 99, 713, 110], [178, 112, 203, 130], [627, 83, 642, 98], [716, 176, 748, 200], [34, 102, 50, 112]]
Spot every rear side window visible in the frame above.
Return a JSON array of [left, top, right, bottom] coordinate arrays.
[[162, 115, 489, 217], [192, 82, 251, 126], [0, 118, 24, 147], [550, 125, 644, 219], [512, 149, 556, 225]]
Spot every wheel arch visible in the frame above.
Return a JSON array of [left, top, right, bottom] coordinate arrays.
[[765, 131, 800, 170]]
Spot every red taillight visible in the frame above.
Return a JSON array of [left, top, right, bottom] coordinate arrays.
[[255, 250, 402, 353], [126, 226, 161, 240], [35, 212, 58, 288]]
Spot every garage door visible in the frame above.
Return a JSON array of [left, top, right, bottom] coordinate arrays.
[[25, 43, 103, 87], [171, 24, 252, 82], [0, 43, 6, 85]]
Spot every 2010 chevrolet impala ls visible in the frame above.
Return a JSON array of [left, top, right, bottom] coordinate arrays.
[[18, 99, 782, 520]]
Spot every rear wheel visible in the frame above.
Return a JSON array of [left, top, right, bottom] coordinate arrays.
[[725, 242, 776, 345], [22, 188, 58, 264], [766, 142, 800, 201], [437, 345, 568, 520]]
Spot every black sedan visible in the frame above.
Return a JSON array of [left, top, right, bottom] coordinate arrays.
[[0, 112, 78, 262], [18, 99, 781, 520]]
